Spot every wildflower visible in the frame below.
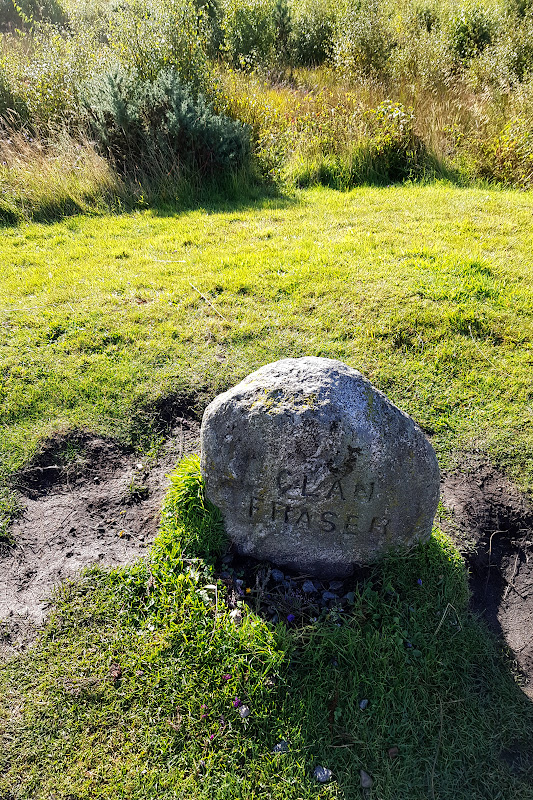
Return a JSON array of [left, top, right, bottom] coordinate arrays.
[[417, 578, 423, 587], [222, 673, 231, 681], [233, 697, 241, 708], [286, 613, 296, 623]]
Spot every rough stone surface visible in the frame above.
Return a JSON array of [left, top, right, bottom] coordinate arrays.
[[200, 357, 440, 578]]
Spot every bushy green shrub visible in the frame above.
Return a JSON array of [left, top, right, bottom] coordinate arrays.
[[413, 3, 441, 33], [82, 66, 250, 179], [0, 61, 26, 122], [390, 28, 453, 87], [283, 99, 430, 189], [289, 0, 335, 66], [221, 0, 276, 67], [447, 3, 495, 63], [334, 0, 394, 77], [506, 0, 533, 18], [194, 0, 224, 57], [3, 27, 100, 125], [473, 20, 533, 85], [108, 0, 212, 95], [0, 0, 67, 31], [362, 100, 427, 181], [473, 116, 533, 187], [272, 0, 291, 62]]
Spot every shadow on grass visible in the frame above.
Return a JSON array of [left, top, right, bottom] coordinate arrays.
[[0, 172, 297, 229], [203, 537, 533, 799], [149, 459, 533, 800]]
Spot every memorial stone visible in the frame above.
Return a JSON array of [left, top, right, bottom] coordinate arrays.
[[200, 357, 440, 577]]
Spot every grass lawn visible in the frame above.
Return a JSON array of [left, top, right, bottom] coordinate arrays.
[[1, 183, 533, 798]]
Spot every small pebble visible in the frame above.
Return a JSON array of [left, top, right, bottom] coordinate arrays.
[[272, 740, 289, 753], [329, 580, 344, 591], [302, 580, 317, 594], [238, 704, 250, 719], [322, 590, 337, 602], [388, 746, 399, 759], [314, 766, 333, 784], [271, 569, 284, 582], [359, 699, 369, 710], [360, 770, 373, 789]]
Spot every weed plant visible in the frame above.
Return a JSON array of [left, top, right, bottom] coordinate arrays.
[[1, 455, 532, 799]]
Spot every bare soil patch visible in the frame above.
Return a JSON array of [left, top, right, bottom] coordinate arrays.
[[2, 434, 533, 699], [440, 457, 533, 698], [0, 418, 199, 657]]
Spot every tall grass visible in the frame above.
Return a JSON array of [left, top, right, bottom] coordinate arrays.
[[0, 127, 125, 224]]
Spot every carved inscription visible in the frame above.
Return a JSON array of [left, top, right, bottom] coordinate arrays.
[[248, 469, 377, 536]]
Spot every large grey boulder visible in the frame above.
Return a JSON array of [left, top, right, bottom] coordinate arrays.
[[200, 357, 440, 577]]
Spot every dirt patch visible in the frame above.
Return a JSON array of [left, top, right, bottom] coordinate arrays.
[[0, 417, 200, 657], [440, 457, 533, 698], [3, 433, 533, 698]]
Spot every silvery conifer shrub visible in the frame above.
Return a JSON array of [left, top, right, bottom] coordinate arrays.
[[81, 67, 250, 178]]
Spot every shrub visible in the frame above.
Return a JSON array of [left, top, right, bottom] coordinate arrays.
[[447, 3, 495, 63], [221, 0, 276, 67], [289, 0, 335, 66], [413, 3, 441, 33], [81, 66, 250, 180], [472, 116, 533, 187], [1, 27, 104, 127], [333, 0, 394, 77], [282, 99, 430, 188], [0, 0, 67, 31], [108, 0, 212, 96], [361, 100, 428, 182], [272, 0, 291, 62], [194, 0, 224, 58], [390, 28, 453, 87], [470, 18, 533, 86], [0, 61, 26, 122]]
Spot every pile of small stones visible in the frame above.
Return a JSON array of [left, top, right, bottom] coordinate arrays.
[[217, 552, 371, 625]]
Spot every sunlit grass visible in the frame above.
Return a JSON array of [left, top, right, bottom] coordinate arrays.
[[1, 183, 533, 527]]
